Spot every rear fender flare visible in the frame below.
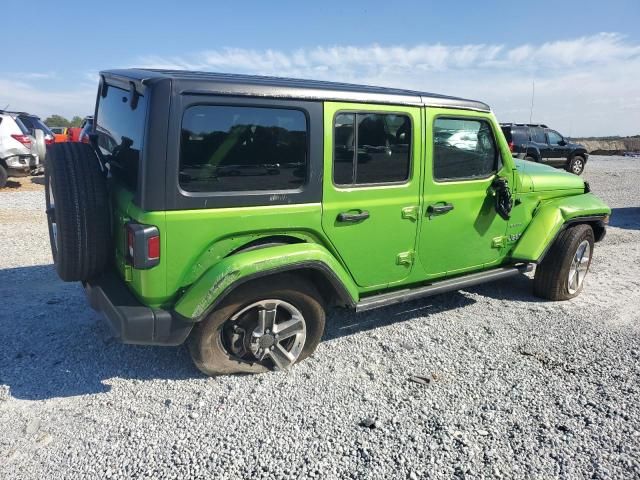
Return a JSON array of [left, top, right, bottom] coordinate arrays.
[[173, 243, 359, 321]]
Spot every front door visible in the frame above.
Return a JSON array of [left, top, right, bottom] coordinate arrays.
[[419, 110, 511, 277], [322, 102, 421, 288], [546, 129, 569, 165]]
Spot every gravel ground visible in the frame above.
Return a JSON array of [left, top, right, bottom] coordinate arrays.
[[0, 157, 639, 479]]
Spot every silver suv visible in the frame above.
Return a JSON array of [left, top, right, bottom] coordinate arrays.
[[0, 111, 44, 187]]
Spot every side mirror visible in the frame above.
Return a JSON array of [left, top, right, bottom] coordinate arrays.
[[558, 139, 567, 146]]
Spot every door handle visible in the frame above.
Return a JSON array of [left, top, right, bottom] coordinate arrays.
[[337, 210, 370, 223], [427, 203, 454, 216]]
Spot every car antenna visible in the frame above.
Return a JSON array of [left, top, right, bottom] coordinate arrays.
[[528, 79, 535, 124]]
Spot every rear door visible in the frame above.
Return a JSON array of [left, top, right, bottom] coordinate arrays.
[[321, 102, 421, 288], [418, 109, 511, 277]]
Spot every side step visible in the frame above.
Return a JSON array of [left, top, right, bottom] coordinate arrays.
[[355, 264, 534, 312]]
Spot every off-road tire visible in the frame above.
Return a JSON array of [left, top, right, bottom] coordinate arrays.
[[189, 274, 326, 376], [45, 142, 111, 281], [0, 164, 7, 188], [567, 155, 586, 175], [533, 224, 595, 301]]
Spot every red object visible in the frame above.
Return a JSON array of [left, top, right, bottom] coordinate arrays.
[[508, 141, 514, 152], [68, 127, 82, 142], [11, 134, 32, 146], [147, 235, 160, 260], [45, 137, 54, 145]]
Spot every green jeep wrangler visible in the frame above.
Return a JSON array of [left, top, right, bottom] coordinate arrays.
[[44, 69, 610, 376]]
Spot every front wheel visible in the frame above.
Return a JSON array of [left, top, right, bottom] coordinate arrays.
[[533, 224, 595, 300], [189, 274, 325, 376]]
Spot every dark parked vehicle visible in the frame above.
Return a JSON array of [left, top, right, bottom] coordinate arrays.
[[17, 113, 55, 146], [78, 116, 94, 143], [500, 123, 589, 175]]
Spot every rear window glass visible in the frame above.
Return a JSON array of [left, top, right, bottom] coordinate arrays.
[[180, 105, 308, 193], [18, 116, 53, 136], [14, 117, 30, 135], [96, 85, 147, 191]]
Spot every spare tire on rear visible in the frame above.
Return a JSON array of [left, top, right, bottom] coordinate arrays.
[[45, 142, 111, 282]]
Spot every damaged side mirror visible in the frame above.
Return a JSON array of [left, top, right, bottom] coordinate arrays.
[[491, 177, 513, 220]]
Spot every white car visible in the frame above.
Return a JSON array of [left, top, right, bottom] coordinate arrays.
[[0, 111, 43, 187]]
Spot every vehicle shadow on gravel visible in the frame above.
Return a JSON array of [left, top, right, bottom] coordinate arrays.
[[323, 272, 539, 340], [0, 265, 202, 401], [0, 265, 538, 400], [610, 207, 640, 231]]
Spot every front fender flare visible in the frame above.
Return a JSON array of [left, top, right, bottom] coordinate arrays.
[[174, 243, 359, 321], [511, 193, 611, 262]]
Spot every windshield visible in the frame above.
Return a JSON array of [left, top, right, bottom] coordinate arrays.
[[96, 85, 147, 191]]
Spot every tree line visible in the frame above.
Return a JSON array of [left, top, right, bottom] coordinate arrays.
[[44, 114, 84, 128]]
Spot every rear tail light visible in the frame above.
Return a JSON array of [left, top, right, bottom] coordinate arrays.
[[508, 142, 515, 152], [45, 136, 54, 145], [125, 223, 160, 269], [11, 134, 32, 146]]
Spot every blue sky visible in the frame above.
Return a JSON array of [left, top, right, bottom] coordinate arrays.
[[2, 0, 639, 136]]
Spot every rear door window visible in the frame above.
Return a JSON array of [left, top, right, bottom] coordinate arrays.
[[179, 105, 308, 193], [531, 127, 546, 144], [96, 85, 148, 191], [333, 112, 411, 186]]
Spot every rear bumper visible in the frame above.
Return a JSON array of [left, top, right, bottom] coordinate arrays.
[[83, 271, 193, 346]]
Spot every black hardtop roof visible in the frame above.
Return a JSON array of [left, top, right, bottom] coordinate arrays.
[[100, 68, 491, 112], [500, 123, 549, 129]]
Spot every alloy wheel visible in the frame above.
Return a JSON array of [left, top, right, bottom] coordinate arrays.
[[222, 299, 307, 370], [567, 239, 591, 294], [46, 176, 58, 252], [572, 158, 584, 174]]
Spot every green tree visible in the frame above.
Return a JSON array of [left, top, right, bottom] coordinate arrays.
[[44, 115, 70, 127], [70, 116, 84, 128]]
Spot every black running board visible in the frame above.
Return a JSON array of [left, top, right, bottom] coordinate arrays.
[[355, 264, 534, 312]]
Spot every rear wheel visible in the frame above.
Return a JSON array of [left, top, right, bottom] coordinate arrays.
[[533, 224, 595, 300], [567, 155, 586, 175], [524, 155, 537, 162], [0, 164, 7, 188], [189, 274, 325, 376]]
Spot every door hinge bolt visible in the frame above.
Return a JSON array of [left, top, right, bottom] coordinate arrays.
[[396, 251, 415, 266], [492, 236, 506, 248]]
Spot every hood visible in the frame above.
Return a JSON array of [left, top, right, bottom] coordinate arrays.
[[514, 159, 585, 192], [566, 140, 586, 150]]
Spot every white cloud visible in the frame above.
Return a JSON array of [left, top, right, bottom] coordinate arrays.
[[1, 33, 638, 135], [138, 33, 640, 136], [0, 78, 94, 119]]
